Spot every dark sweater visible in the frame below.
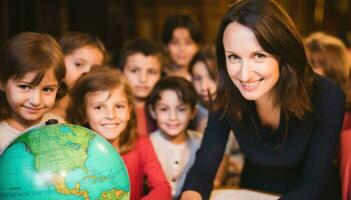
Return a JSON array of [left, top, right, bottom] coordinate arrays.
[[182, 76, 345, 200]]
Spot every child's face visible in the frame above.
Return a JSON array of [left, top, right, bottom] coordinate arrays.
[[192, 61, 217, 102], [150, 89, 195, 141], [1, 68, 59, 129], [167, 27, 198, 68], [123, 53, 161, 100], [64, 46, 104, 89], [85, 87, 131, 141]]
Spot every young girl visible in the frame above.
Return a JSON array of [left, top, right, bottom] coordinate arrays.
[[161, 14, 201, 81], [66, 67, 171, 200], [52, 31, 106, 120], [0, 32, 66, 154], [146, 76, 201, 199], [181, 0, 344, 199]]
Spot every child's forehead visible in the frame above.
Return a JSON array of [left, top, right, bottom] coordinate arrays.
[[86, 87, 128, 103], [13, 68, 58, 83], [127, 52, 160, 64], [157, 89, 187, 104]]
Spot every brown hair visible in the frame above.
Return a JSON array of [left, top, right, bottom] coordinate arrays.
[[215, 0, 314, 121], [118, 38, 162, 70], [66, 66, 137, 154], [305, 32, 351, 108], [59, 31, 106, 63], [189, 46, 217, 82], [0, 32, 66, 120]]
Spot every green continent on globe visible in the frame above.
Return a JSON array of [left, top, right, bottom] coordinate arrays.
[[18, 125, 94, 174]]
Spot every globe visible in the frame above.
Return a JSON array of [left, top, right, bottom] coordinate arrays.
[[0, 123, 130, 200]]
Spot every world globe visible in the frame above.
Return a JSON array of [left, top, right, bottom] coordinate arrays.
[[0, 123, 130, 200]]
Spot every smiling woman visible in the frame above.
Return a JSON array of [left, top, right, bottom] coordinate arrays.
[[180, 0, 345, 200]]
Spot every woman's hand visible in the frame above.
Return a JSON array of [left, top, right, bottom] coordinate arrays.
[[180, 191, 203, 200]]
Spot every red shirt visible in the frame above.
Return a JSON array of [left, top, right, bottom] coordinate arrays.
[[136, 107, 148, 136], [340, 112, 351, 200], [122, 136, 171, 200]]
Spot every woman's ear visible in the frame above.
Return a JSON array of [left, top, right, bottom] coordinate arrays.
[[148, 105, 157, 120]]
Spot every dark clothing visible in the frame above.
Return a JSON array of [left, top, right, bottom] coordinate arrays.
[[182, 76, 345, 200]]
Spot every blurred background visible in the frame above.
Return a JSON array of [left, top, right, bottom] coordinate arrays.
[[0, 0, 350, 64]]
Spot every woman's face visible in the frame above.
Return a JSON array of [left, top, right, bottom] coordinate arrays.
[[167, 27, 198, 68], [223, 22, 280, 104]]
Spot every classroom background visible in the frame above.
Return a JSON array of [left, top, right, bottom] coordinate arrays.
[[0, 0, 350, 66]]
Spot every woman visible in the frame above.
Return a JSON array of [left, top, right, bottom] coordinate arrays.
[[180, 0, 345, 199]]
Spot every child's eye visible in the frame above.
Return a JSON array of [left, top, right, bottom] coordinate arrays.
[[148, 69, 159, 75], [129, 68, 138, 73], [178, 106, 187, 112], [158, 107, 168, 112], [18, 84, 31, 91], [42, 87, 56, 93], [94, 106, 102, 110], [116, 104, 125, 109], [192, 75, 202, 82], [74, 62, 83, 68]]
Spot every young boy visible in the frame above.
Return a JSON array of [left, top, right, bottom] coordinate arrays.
[[146, 77, 202, 199], [119, 38, 162, 136]]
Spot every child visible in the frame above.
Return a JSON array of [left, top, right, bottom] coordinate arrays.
[[161, 14, 201, 80], [119, 38, 162, 136], [189, 47, 244, 187], [146, 76, 201, 199], [0, 32, 66, 153], [188, 47, 217, 132], [66, 67, 171, 200], [52, 31, 106, 120]]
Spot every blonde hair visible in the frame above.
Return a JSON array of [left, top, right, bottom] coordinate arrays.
[[66, 66, 137, 154]]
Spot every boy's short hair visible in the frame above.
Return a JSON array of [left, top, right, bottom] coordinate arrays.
[[118, 38, 161, 69], [161, 14, 202, 45], [147, 76, 197, 110]]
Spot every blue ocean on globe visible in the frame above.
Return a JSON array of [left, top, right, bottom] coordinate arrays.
[[0, 123, 130, 200]]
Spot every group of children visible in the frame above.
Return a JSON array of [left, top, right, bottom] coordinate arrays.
[[3, 12, 350, 200], [0, 14, 239, 200]]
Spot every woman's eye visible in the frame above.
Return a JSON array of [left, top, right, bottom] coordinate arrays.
[[227, 54, 239, 61], [253, 53, 267, 62]]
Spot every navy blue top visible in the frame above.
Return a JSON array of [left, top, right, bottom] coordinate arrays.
[[182, 76, 345, 200]]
